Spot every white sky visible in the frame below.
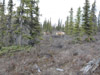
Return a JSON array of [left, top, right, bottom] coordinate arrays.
[[39, 0, 100, 25], [3, 0, 100, 25]]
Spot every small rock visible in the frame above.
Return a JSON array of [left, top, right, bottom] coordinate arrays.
[[56, 68, 64, 72]]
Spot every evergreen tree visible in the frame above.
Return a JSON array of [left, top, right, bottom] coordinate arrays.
[[82, 0, 92, 41], [98, 11, 100, 31], [56, 19, 62, 31], [0, 2, 3, 46], [7, 0, 14, 46], [43, 19, 52, 33], [0, 0, 6, 46], [28, 0, 41, 45], [0, 0, 41, 46], [47, 19, 52, 33], [43, 19, 48, 32], [65, 16, 69, 34], [74, 7, 81, 37], [61, 24, 65, 31], [18, 0, 24, 46], [69, 8, 73, 35], [90, 1, 97, 35]]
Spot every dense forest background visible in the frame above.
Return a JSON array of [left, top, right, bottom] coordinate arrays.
[[1, 0, 100, 75], [0, 0, 41, 47], [0, 0, 100, 47]]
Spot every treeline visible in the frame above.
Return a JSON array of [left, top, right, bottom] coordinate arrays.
[[65, 0, 99, 41], [43, 0, 100, 41], [0, 0, 100, 47], [0, 0, 41, 47], [42, 18, 64, 33]]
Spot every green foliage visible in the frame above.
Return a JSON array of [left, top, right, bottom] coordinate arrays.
[[74, 7, 81, 37], [82, 0, 93, 41], [23, 34, 32, 39], [85, 36, 95, 42], [65, 16, 69, 34], [7, 0, 14, 46], [64, 0, 97, 42], [0, 0, 99, 47], [28, 0, 41, 45], [0, 1, 6, 46], [0, 43, 2, 50], [61, 25, 65, 31], [1, 0, 41, 46], [56, 19, 62, 31], [69, 8, 74, 35], [98, 11, 100, 31], [73, 37, 82, 44], [90, 1, 97, 35], [43, 19, 48, 32], [43, 19, 52, 33], [0, 46, 32, 56]]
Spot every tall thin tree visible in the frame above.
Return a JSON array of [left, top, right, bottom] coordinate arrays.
[[82, 0, 92, 41], [74, 7, 81, 37], [18, 0, 24, 46], [98, 11, 100, 31], [7, 0, 13, 45], [90, 1, 97, 35], [69, 8, 73, 35], [65, 16, 69, 34]]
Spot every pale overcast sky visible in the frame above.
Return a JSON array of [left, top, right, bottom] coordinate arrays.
[[3, 0, 100, 25], [39, 0, 100, 25]]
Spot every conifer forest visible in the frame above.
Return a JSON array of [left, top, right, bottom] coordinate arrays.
[[0, 0, 100, 75]]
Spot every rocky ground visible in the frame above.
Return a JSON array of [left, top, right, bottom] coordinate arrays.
[[0, 33, 100, 75]]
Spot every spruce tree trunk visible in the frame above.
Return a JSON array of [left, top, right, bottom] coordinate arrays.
[[0, 0, 5, 45], [19, 1, 24, 46], [7, 0, 13, 46], [19, 17, 23, 46]]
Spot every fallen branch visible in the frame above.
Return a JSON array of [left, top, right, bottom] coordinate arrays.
[[56, 68, 64, 72], [80, 58, 100, 74]]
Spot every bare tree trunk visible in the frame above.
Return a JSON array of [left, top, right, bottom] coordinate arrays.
[[19, 0, 24, 46], [19, 17, 23, 46]]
